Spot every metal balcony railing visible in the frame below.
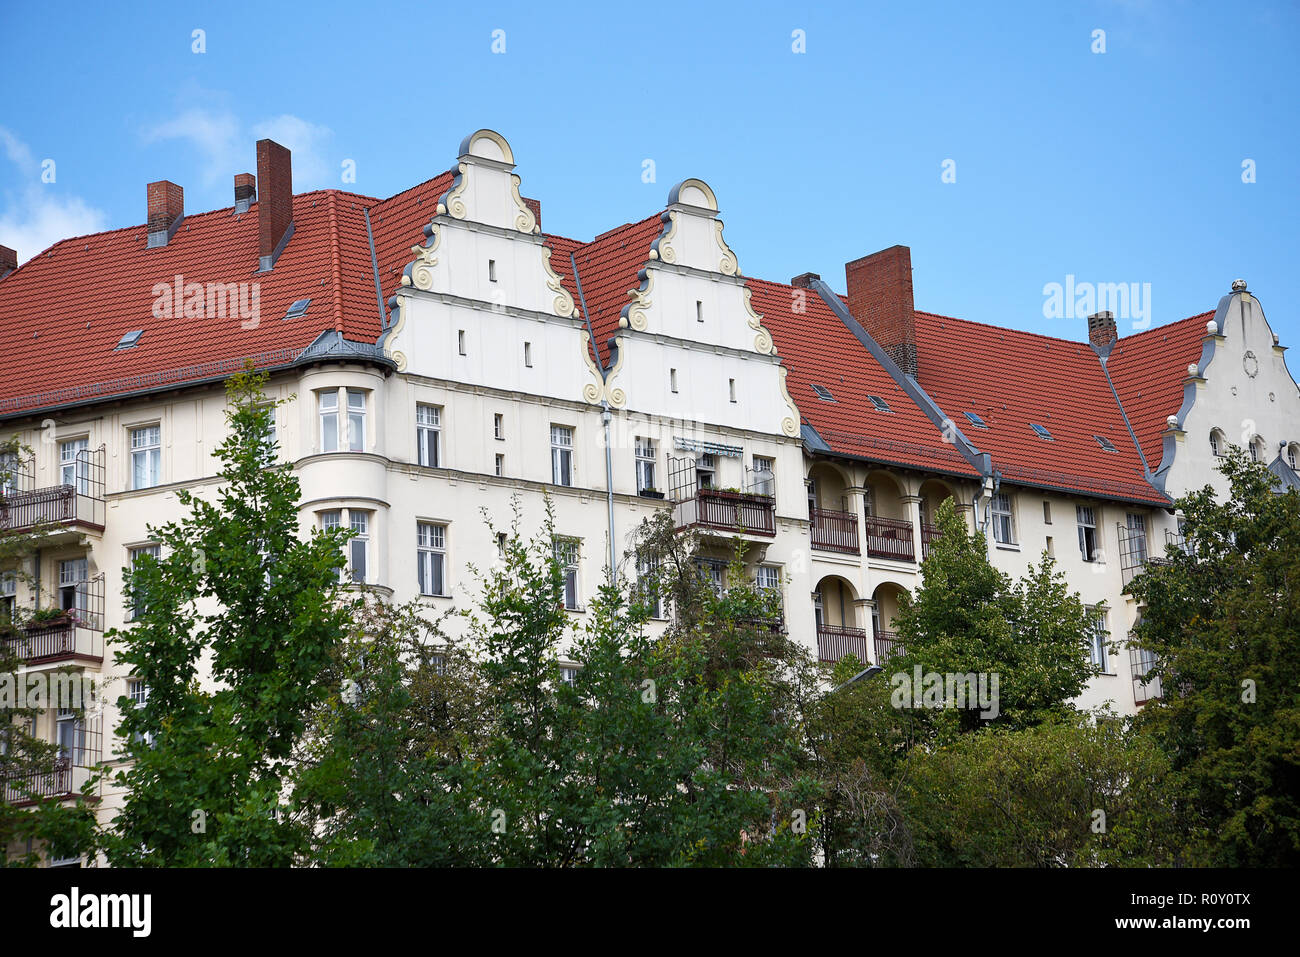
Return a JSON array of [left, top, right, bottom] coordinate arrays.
[[863, 515, 915, 561], [0, 446, 106, 535], [2, 725, 101, 806], [816, 624, 870, 664], [920, 523, 941, 560], [1117, 523, 1151, 586], [1130, 646, 1163, 705], [810, 507, 860, 554], [675, 488, 776, 537], [2, 576, 105, 666], [874, 629, 905, 663]]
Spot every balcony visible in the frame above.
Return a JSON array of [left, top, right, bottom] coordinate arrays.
[[675, 488, 775, 538], [816, 624, 870, 664], [920, 523, 941, 559], [810, 507, 860, 554], [3, 720, 101, 807], [1117, 523, 1151, 586], [0, 447, 106, 538], [863, 515, 915, 562], [1129, 646, 1163, 705], [874, 629, 905, 663], [3, 576, 105, 667]]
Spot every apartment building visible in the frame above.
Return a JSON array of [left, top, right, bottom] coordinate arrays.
[[1, 128, 1296, 852]]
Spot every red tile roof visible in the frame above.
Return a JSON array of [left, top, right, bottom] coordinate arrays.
[[1106, 312, 1214, 471], [913, 312, 1170, 505]]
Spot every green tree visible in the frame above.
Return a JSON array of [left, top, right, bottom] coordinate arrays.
[[1129, 450, 1300, 866], [104, 368, 354, 866]]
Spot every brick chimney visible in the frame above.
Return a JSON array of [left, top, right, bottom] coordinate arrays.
[[0, 245, 16, 280], [524, 196, 541, 230], [1087, 310, 1117, 349], [234, 173, 256, 214], [845, 245, 917, 376], [146, 180, 184, 248], [256, 139, 293, 271], [791, 272, 820, 289]]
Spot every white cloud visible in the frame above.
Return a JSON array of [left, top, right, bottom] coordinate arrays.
[[0, 127, 108, 264], [143, 107, 335, 202]]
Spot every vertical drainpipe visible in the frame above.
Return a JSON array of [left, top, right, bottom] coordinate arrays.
[[570, 252, 617, 583]]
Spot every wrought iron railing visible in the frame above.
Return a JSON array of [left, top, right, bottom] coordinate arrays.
[[816, 624, 870, 664], [874, 629, 905, 663], [676, 488, 776, 537], [863, 515, 915, 561], [920, 523, 941, 559], [1130, 646, 1163, 705], [1117, 523, 1150, 586], [810, 507, 860, 554], [0, 446, 106, 534]]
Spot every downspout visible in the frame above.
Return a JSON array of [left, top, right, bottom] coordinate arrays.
[[570, 251, 617, 583]]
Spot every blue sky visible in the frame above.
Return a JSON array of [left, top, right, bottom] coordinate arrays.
[[1, 0, 1297, 346]]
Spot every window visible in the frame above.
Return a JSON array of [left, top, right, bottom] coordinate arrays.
[[636, 553, 663, 619], [348, 512, 369, 583], [127, 545, 160, 620], [1030, 423, 1053, 441], [1289, 445, 1299, 471], [285, 298, 311, 319], [1042, 501, 1052, 524], [114, 330, 144, 350], [417, 522, 447, 597], [560, 665, 580, 687], [1077, 506, 1099, 562], [1094, 435, 1117, 452], [130, 425, 161, 489], [56, 709, 86, 765], [551, 425, 574, 486], [811, 384, 835, 402], [696, 300, 704, 323], [729, 378, 736, 403], [963, 411, 988, 429], [696, 453, 716, 490], [495, 454, 504, 476], [59, 437, 89, 493], [126, 678, 154, 747], [524, 342, 533, 367], [635, 438, 657, 493], [1249, 438, 1264, 463], [752, 455, 775, 496], [458, 330, 466, 355], [416, 404, 441, 468], [261, 407, 278, 466], [494, 414, 504, 440], [698, 559, 726, 597], [320, 511, 342, 581], [0, 451, 17, 496], [346, 390, 366, 452], [1045, 535, 1054, 557], [319, 392, 339, 453], [991, 493, 1015, 545], [488, 259, 497, 282], [1210, 430, 1225, 457], [756, 565, 782, 618], [1087, 608, 1110, 672], [868, 395, 892, 413], [669, 369, 678, 393], [58, 559, 88, 616], [1125, 512, 1148, 565], [554, 538, 581, 610], [0, 571, 15, 625]]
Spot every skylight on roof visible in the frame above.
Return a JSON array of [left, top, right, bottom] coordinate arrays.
[[1030, 423, 1053, 441], [284, 298, 311, 319], [868, 395, 892, 413], [811, 384, 836, 402], [963, 411, 988, 429], [1094, 435, 1118, 452], [114, 330, 143, 351]]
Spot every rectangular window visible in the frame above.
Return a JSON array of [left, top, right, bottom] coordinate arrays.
[[1126, 512, 1148, 565], [1077, 506, 1098, 562], [57, 559, 88, 615], [458, 330, 466, 355], [0, 451, 18, 496], [696, 453, 716, 490], [261, 407, 278, 466], [56, 709, 85, 766], [752, 456, 775, 496], [319, 392, 339, 453], [635, 438, 657, 493], [349, 512, 369, 583], [636, 553, 662, 619], [560, 665, 580, 687], [696, 300, 704, 323], [756, 564, 782, 618], [1045, 535, 1054, 557], [1042, 501, 1052, 524], [488, 259, 497, 282], [130, 425, 161, 489], [554, 538, 581, 610], [346, 390, 366, 452], [524, 342, 533, 367], [126, 678, 154, 747], [699, 559, 726, 597], [551, 425, 574, 487], [669, 369, 678, 393], [127, 545, 160, 620], [494, 413, 504, 440], [728, 378, 736, 402], [320, 511, 342, 581], [495, 454, 504, 477], [1088, 607, 1110, 672], [992, 493, 1015, 545], [417, 522, 447, 597], [416, 404, 441, 468], [0, 571, 15, 625], [60, 437, 90, 493]]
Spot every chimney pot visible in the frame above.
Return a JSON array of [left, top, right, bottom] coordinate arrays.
[[791, 272, 821, 289], [256, 140, 294, 271], [845, 245, 917, 375], [146, 180, 184, 248], [234, 173, 256, 214], [0, 244, 16, 279], [1087, 310, 1117, 349]]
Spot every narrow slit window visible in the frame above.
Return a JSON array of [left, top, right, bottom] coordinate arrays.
[[488, 259, 497, 282], [728, 378, 736, 403], [670, 369, 678, 393], [696, 300, 704, 323], [458, 330, 466, 355], [524, 342, 533, 367]]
